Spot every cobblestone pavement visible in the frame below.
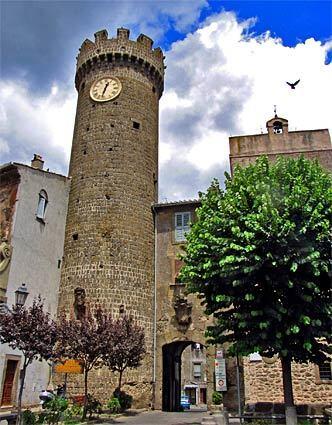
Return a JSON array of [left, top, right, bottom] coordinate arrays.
[[102, 410, 207, 424]]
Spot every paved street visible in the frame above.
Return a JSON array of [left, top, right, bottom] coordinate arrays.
[[100, 410, 208, 424]]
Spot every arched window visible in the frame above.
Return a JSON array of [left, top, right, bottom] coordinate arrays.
[[36, 190, 48, 221], [273, 121, 283, 134]]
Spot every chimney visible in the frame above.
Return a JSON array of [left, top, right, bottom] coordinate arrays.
[[31, 154, 44, 170]]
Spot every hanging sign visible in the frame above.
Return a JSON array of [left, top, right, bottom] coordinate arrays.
[[215, 358, 227, 391]]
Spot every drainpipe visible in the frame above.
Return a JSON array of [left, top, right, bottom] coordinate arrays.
[[152, 206, 158, 409]]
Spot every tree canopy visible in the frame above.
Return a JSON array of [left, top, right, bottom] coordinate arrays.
[[180, 156, 332, 363]]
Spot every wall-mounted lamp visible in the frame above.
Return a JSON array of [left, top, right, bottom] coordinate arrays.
[[15, 283, 29, 308]]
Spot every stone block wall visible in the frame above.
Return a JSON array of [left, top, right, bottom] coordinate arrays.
[[57, 28, 164, 408], [243, 358, 332, 408], [229, 118, 332, 173]]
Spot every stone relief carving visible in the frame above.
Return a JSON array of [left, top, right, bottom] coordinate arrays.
[[173, 295, 192, 327], [73, 287, 86, 320], [0, 241, 11, 273]]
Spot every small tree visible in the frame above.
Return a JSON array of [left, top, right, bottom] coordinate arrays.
[[103, 315, 145, 392], [180, 156, 332, 425], [55, 308, 113, 420], [0, 297, 57, 425]]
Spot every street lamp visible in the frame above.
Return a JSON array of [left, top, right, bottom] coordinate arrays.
[[15, 283, 29, 308]]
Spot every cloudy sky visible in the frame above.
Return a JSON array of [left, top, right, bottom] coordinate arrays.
[[1, 0, 331, 201]]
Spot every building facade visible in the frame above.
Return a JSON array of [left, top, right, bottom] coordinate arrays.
[[153, 201, 240, 411], [0, 156, 70, 407]]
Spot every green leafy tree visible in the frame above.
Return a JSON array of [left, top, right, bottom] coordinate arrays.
[[180, 156, 331, 425]]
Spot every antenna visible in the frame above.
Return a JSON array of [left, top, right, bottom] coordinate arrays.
[[274, 105, 277, 117]]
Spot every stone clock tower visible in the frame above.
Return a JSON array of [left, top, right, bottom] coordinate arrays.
[[58, 28, 164, 405]]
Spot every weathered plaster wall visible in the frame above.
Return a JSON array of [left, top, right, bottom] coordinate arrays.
[[0, 164, 70, 407]]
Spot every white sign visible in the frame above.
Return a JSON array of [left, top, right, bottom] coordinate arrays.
[[216, 350, 224, 358], [215, 358, 227, 391]]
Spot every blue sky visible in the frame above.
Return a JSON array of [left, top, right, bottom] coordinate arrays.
[[1, 0, 331, 199]]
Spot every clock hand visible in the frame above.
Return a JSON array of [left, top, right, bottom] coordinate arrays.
[[102, 83, 109, 96]]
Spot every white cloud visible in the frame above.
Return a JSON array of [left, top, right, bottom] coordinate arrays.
[[1, 10, 331, 200], [159, 11, 332, 199], [0, 80, 76, 174]]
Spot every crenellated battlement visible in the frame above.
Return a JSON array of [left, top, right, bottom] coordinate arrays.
[[75, 27, 165, 96]]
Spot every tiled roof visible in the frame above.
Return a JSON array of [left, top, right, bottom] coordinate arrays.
[[153, 199, 201, 209]]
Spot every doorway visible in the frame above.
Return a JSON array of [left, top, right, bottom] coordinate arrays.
[[162, 341, 204, 411], [1, 359, 19, 406]]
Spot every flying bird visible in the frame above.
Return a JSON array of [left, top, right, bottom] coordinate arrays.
[[286, 79, 300, 89]]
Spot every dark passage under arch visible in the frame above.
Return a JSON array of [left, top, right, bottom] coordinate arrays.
[[162, 340, 196, 412]]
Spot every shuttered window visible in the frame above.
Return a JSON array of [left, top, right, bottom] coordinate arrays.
[[175, 212, 191, 242], [193, 363, 201, 378]]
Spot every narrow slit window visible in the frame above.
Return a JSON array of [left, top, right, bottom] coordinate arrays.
[[132, 121, 140, 130], [36, 190, 48, 221]]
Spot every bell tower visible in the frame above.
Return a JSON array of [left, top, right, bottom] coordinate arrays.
[[58, 28, 164, 405]]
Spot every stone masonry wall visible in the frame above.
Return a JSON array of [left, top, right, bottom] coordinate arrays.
[[229, 126, 332, 173], [57, 28, 164, 407], [243, 358, 332, 408]]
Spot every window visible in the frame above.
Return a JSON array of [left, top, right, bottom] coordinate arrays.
[[36, 190, 48, 221], [175, 212, 191, 242], [318, 362, 332, 381], [132, 121, 140, 130], [193, 363, 201, 379]]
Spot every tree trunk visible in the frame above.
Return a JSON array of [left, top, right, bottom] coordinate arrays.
[[16, 360, 27, 425], [82, 368, 89, 420], [118, 370, 123, 391], [281, 356, 297, 425]]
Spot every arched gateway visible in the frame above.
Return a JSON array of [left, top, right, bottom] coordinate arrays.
[[162, 341, 206, 412]]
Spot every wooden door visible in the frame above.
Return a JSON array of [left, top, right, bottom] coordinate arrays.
[[1, 360, 18, 406]]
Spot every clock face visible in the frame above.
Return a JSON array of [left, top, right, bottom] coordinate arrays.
[[90, 77, 122, 102]]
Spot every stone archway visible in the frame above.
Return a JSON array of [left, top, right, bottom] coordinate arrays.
[[162, 340, 204, 412]]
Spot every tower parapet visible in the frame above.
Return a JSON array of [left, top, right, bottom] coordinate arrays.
[[75, 27, 165, 97]]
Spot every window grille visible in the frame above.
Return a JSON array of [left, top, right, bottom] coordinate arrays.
[[318, 362, 332, 380]]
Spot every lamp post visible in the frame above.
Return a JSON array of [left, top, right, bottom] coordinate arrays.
[[15, 283, 29, 308]]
